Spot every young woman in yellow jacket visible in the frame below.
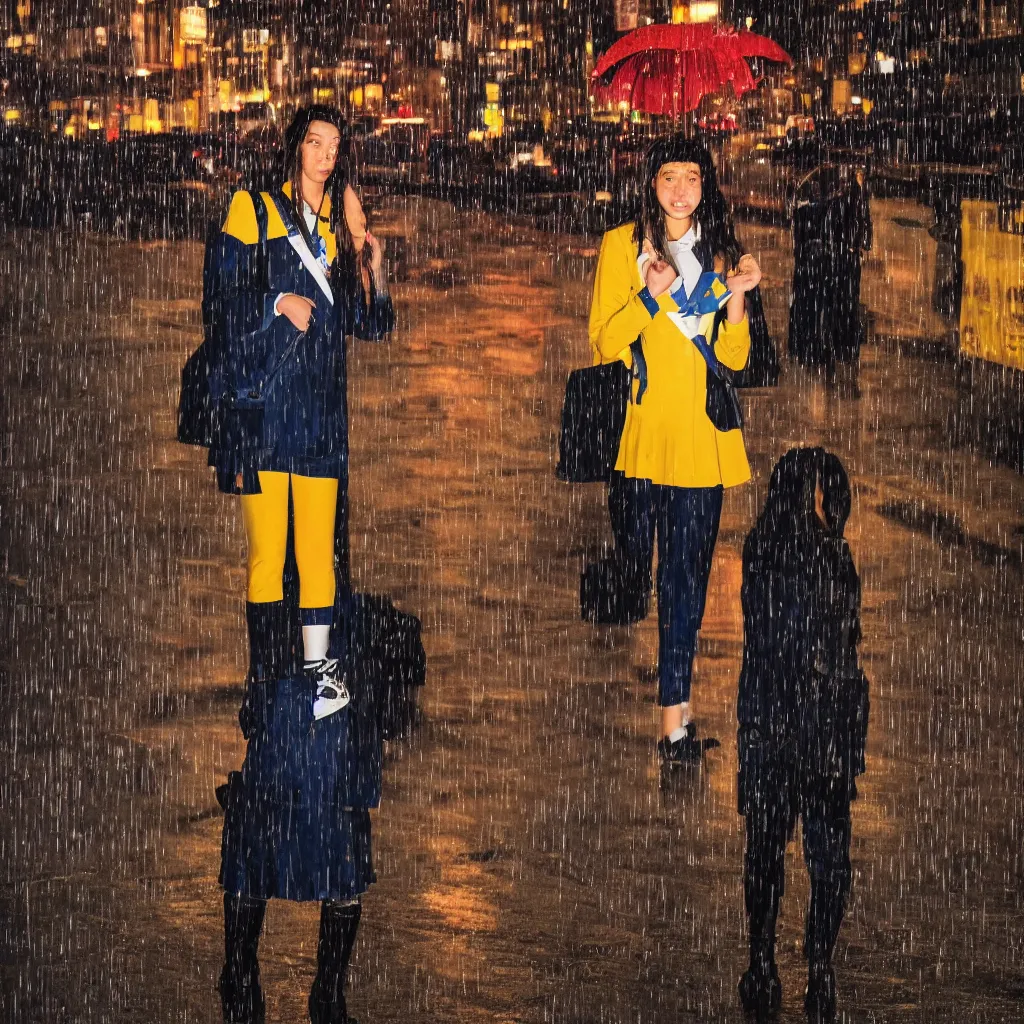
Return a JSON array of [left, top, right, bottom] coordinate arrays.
[[589, 134, 762, 766]]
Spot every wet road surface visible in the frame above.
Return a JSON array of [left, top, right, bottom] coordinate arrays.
[[1, 198, 1022, 1022]]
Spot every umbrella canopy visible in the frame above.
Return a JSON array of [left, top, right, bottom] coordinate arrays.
[[591, 23, 792, 117]]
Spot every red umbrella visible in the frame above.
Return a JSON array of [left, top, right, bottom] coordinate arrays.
[[591, 23, 792, 117]]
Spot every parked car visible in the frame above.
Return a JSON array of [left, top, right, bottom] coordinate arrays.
[[0, 125, 47, 227], [697, 111, 740, 136], [113, 135, 226, 239], [426, 135, 496, 196], [551, 125, 615, 196], [721, 128, 870, 219], [611, 128, 659, 206], [355, 120, 431, 186]]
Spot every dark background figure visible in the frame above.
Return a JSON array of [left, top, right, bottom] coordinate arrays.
[[787, 164, 873, 369], [929, 187, 964, 323], [736, 448, 870, 1023]]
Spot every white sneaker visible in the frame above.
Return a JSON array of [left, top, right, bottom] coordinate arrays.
[[306, 658, 351, 720]]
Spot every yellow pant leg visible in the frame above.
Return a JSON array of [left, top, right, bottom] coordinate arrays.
[[291, 474, 339, 610], [240, 470, 291, 603]]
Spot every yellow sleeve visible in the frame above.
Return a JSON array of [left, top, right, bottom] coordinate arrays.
[[717, 314, 751, 371], [222, 190, 259, 245], [588, 229, 677, 364]]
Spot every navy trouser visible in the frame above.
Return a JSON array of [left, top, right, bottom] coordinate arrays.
[[608, 472, 723, 706]]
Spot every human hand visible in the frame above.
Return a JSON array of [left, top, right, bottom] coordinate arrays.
[[366, 230, 384, 275], [726, 254, 762, 294], [645, 258, 677, 298], [277, 293, 315, 332]]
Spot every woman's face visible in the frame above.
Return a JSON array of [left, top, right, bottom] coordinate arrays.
[[654, 161, 702, 228], [343, 184, 367, 251], [300, 120, 341, 188]]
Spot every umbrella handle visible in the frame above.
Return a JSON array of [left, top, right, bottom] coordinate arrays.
[[674, 50, 680, 122]]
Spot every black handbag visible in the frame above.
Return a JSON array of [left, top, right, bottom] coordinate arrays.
[[177, 190, 269, 447], [177, 340, 216, 447], [556, 359, 631, 483], [733, 285, 779, 389], [695, 319, 744, 433], [580, 553, 650, 625], [705, 361, 743, 432]]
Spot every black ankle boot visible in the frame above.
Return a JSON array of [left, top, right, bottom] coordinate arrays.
[[309, 900, 361, 1024], [739, 940, 782, 1020], [658, 723, 721, 766], [241, 602, 299, 737], [245, 601, 298, 682], [220, 893, 267, 1024], [805, 962, 837, 1024]]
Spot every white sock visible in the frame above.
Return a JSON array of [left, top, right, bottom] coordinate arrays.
[[667, 726, 688, 744], [302, 624, 330, 664]]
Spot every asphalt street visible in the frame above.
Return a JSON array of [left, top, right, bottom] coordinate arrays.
[[0, 197, 1021, 1022]]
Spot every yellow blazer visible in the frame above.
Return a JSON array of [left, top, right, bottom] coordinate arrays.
[[588, 222, 752, 489]]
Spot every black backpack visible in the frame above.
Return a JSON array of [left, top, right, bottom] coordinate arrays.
[[177, 190, 269, 447]]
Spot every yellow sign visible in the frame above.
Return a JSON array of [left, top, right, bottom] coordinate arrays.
[[180, 7, 207, 44], [960, 199, 1024, 371], [243, 28, 270, 53]]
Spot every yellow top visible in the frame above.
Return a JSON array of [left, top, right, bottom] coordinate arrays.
[[222, 182, 338, 266], [589, 222, 752, 489]]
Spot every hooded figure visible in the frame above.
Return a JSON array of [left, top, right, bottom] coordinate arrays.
[[787, 164, 872, 368], [202, 106, 405, 1024], [737, 448, 869, 1023]]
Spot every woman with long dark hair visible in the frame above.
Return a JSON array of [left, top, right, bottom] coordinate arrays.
[[589, 133, 761, 766], [211, 104, 392, 714], [207, 104, 394, 1023], [788, 162, 872, 368]]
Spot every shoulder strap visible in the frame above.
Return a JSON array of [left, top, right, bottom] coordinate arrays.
[[263, 188, 335, 305], [629, 338, 648, 405], [247, 189, 268, 246], [691, 328, 729, 379], [265, 188, 298, 235]]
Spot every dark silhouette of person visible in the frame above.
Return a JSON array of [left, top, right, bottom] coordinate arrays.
[[736, 448, 869, 1022], [788, 164, 872, 369]]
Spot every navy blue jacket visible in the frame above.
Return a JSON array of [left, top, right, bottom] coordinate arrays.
[[207, 187, 394, 493]]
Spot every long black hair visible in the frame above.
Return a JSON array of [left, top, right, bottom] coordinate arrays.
[[282, 104, 348, 244], [632, 134, 742, 273], [746, 447, 852, 572], [282, 105, 373, 295]]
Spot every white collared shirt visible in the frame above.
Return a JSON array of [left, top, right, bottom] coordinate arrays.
[[637, 223, 704, 302], [638, 224, 707, 339]]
